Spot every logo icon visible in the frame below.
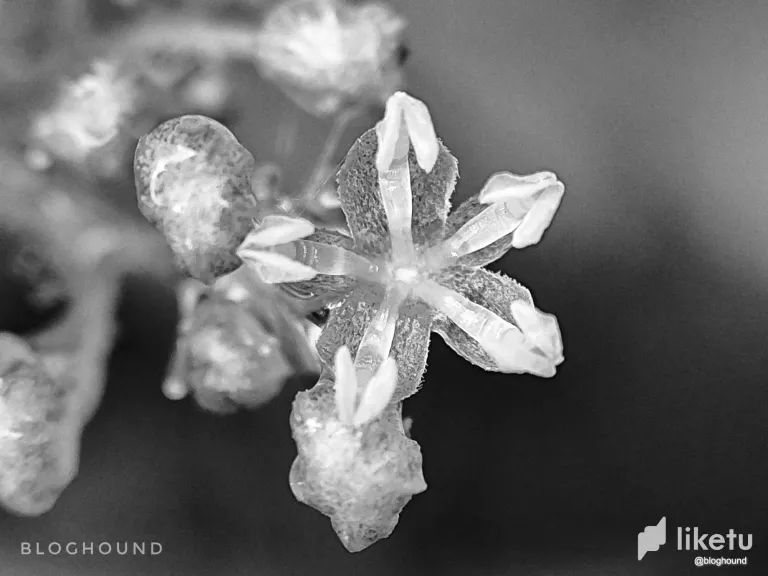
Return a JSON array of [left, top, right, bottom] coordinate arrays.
[[638, 517, 666, 560]]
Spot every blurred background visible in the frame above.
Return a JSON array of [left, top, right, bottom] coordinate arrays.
[[1, 0, 767, 574]]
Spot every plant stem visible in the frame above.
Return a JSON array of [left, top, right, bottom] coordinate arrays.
[[300, 107, 362, 202]]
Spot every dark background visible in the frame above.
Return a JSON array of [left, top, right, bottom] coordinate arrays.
[[1, 0, 767, 574]]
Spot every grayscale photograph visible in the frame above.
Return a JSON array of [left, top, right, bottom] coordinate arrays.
[[0, 1, 764, 574]]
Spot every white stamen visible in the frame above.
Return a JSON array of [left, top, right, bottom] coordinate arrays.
[[237, 248, 318, 283], [242, 214, 316, 249], [437, 171, 563, 261], [279, 240, 378, 278], [334, 346, 357, 425], [377, 152, 416, 262], [478, 171, 565, 249], [352, 356, 398, 427], [354, 287, 404, 372], [414, 279, 559, 377], [333, 346, 399, 427], [237, 215, 320, 283], [375, 92, 439, 173], [437, 202, 521, 263], [510, 300, 564, 363]]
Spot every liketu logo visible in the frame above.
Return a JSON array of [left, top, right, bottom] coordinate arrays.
[[637, 517, 753, 561]]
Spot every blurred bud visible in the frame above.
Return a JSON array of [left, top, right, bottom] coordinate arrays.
[[165, 268, 320, 413], [0, 334, 79, 516], [290, 382, 426, 552], [179, 64, 233, 115], [133, 115, 257, 283], [29, 61, 138, 167], [180, 296, 293, 413], [254, 0, 407, 116]]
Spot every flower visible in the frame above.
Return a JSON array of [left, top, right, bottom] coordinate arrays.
[[133, 115, 258, 284], [264, 91, 565, 550], [254, 0, 407, 116]]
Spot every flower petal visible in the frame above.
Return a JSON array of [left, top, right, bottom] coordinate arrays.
[[316, 287, 432, 402], [430, 266, 563, 376], [408, 138, 458, 248], [338, 128, 458, 254], [442, 171, 564, 267]]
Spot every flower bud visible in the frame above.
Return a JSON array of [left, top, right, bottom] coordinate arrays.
[[254, 0, 406, 116], [0, 334, 79, 516], [134, 115, 257, 283], [179, 297, 293, 413], [290, 381, 426, 551]]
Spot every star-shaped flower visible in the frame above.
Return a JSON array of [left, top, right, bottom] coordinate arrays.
[[254, 91, 565, 550], [249, 90, 565, 399]]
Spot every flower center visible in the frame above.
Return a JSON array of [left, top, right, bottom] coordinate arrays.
[[392, 266, 420, 284]]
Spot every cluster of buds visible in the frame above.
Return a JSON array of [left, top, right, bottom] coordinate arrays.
[[27, 0, 408, 178], [1, 0, 567, 551], [133, 114, 323, 413], [232, 91, 566, 550]]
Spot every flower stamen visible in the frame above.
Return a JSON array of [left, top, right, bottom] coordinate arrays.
[[237, 215, 319, 283], [435, 171, 563, 263], [413, 279, 560, 377], [377, 148, 416, 262], [277, 239, 379, 279], [354, 286, 404, 372]]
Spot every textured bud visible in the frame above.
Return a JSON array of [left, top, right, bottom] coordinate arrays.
[[178, 296, 293, 414], [289, 381, 426, 551], [133, 115, 257, 283], [0, 335, 79, 516]]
